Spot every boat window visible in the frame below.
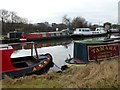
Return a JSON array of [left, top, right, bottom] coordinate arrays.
[[11, 43, 37, 58], [79, 29, 81, 31], [82, 29, 90, 32]]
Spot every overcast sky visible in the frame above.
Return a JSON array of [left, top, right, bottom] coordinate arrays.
[[0, 0, 119, 24]]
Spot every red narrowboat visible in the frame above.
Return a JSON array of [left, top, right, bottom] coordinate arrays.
[[0, 42, 54, 79]]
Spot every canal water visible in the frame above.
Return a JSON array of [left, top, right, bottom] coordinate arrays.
[[11, 33, 120, 72]]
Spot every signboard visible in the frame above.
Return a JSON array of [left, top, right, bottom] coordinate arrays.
[[88, 43, 119, 61]]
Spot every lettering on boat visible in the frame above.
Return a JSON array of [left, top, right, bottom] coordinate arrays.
[[88, 44, 119, 61]]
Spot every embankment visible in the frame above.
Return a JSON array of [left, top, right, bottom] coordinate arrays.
[[2, 57, 119, 88]]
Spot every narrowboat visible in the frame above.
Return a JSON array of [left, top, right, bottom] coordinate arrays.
[[20, 31, 70, 41], [65, 39, 120, 64], [0, 42, 54, 79]]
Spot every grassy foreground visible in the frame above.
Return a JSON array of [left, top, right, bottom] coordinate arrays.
[[1, 58, 120, 88]]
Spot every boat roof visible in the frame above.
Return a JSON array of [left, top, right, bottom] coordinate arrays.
[[76, 28, 90, 29], [0, 42, 34, 50], [79, 40, 103, 44], [75, 38, 120, 44], [0, 44, 13, 50]]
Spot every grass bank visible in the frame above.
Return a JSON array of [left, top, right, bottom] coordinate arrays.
[[1, 58, 119, 88]]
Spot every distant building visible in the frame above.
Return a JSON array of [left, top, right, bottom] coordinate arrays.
[[118, 1, 120, 24]]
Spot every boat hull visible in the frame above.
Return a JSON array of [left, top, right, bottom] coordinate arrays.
[[2, 57, 53, 79], [71, 33, 107, 38], [1, 54, 53, 79], [65, 39, 120, 64], [0, 43, 54, 79]]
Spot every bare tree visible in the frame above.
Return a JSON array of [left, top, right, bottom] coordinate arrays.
[[0, 9, 28, 23], [62, 15, 70, 25], [20, 17, 28, 24], [0, 9, 10, 22], [62, 15, 71, 29], [0, 9, 28, 33], [10, 11, 18, 23], [10, 11, 28, 23], [0, 9, 11, 32]]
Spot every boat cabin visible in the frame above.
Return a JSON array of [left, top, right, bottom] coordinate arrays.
[[74, 40, 120, 63], [92, 27, 106, 34], [73, 27, 106, 35], [73, 28, 92, 35], [1, 42, 39, 73], [65, 39, 120, 64]]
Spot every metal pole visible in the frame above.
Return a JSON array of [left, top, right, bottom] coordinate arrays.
[[2, 18, 4, 33]]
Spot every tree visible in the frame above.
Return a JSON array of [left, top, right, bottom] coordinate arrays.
[[103, 22, 111, 28], [10, 11, 28, 23], [10, 12, 17, 23], [62, 15, 71, 29], [0, 9, 28, 34], [103, 22, 112, 31], [0, 9, 10, 22], [0, 9, 28, 23], [112, 24, 117, 29], [57, 23, 67, 30], [71, 16, 88, 29], [62, 15, 70, 25], [52, 23, 58, 31], [37, 23, 48, 32], [0, 9, 10, 32]]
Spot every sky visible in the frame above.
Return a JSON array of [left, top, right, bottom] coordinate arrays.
[[0, 0, 119, 24]]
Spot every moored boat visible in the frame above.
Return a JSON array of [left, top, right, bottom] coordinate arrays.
[[65, 39, 120, 64], [71, 27, 107, 37], [0, 42, 54, 79], [108, 28, 120, 33]]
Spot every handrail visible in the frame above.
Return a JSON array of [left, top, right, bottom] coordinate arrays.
[[0, 42, 34, 49], [8, 42, 34, 46]]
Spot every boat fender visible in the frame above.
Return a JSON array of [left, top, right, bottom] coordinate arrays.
[[61, 65, 69, 71], [56, 65, 69, 73], [56, 71, 62, 73], [54, 63, 68, 70]]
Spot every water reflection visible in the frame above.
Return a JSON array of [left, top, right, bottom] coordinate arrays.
[[36, 42, 74, 71], [11, 33, 120, 71]]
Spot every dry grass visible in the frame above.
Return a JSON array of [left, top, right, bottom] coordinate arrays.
[[0, 80, 2, 89], [60, 58, 119, 88], [2, 57, 120, 88]]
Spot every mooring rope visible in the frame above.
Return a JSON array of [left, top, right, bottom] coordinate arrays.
[[53, 63, 62, 70]]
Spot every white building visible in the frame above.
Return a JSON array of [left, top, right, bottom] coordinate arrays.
[[118, 1, 120, 24]]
